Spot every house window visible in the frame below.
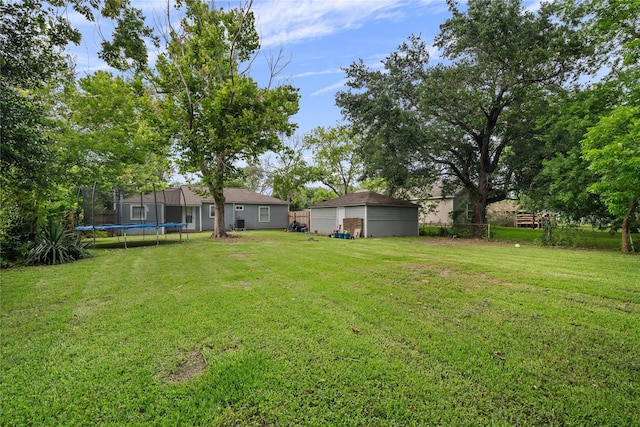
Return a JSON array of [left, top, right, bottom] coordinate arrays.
[[258, 206, 270, 222], [235, 205, 244, 211], [131, 205, 147, 221], [209, 205, 215, 218]]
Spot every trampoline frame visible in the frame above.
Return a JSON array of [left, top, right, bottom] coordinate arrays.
[[75, 182, 189, 248]]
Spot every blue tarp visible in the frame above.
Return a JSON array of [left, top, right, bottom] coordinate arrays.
[[75, 223, 187, 231]]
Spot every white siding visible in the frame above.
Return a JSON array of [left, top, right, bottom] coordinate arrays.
[[420, 199, 455, 225]]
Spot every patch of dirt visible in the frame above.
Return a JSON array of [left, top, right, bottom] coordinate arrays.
[[228, 253, 250, 258], [161, 349, 207, 383], [439, 269, 451, 277], [417, 237, 513, 247], [405, 263, 505, 287]]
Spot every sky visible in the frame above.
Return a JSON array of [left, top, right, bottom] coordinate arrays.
[[66, 0, 456, 138]]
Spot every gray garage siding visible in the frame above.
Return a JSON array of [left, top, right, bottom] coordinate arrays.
[[367, 206, 419, 237], [310, 207, 338, 235], [345, 206, 365, 217]]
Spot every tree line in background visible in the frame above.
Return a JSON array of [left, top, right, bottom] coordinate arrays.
[[1, 0, 638, 265]]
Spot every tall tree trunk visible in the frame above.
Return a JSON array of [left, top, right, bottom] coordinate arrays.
[[470, 196, 488, 237], [468, 132, 493, 237], [213, 194, 226, 238], [209, 156, 228, 238], [621, 216, 630, 254], [621, 198, 637, 254], [470, 160, 490, 237]]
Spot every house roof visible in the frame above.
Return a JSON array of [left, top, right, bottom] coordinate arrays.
[[311, 190, 418, 208], [122, 185, 288, 206]]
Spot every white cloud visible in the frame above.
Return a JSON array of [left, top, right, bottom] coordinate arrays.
[[58, 9, 94, 28], [292, 68, 343, 79], [311, 80, 347, 96], [252, 0, 407, 47], [524, 0, 544, 13]]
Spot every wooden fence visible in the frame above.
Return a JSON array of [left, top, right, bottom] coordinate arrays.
[[93, 210, 117, 225], [288, 210, 310, 230]]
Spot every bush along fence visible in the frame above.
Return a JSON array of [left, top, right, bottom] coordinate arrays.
[[420, 223, 493, 239]]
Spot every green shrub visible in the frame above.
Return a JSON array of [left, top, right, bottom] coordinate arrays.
[[538, 221, 581, 248], [1, 227, 30, 268], [419, 225, 450, 236], [26, 222, 90, 266]]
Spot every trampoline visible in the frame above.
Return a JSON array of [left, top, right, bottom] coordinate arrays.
[[75, 223, 188, 248], [75, 182, 189, 248]]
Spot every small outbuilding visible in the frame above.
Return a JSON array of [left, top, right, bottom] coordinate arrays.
[[309, 190, 419, 237]]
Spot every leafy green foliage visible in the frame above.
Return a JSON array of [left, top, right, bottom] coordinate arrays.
[[517, 88, 614, 220], [0, 2, 72, 261], [269, 136, 313, 206], [337, 0, 589, 233], [569, 0, 640, 67], [26, 222, 90, 266], [98, 0, 158, 72], [306, 186, 338, 207], [0, 0, 160, 265], [582, 106, 640, 252], [58, 71, 170, 192], [155, 0, 299, 237], [303, 125, 363, 196]]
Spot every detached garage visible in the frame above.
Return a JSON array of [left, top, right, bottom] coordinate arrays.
[[309, 190, 419, 237]]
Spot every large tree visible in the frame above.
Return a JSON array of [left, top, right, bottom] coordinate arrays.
[[269, 136, 313, 208], [304, 125, 363, 197], [337, 0, 588, 235], [154, 0, 299, 237], [0, 0, 155, 264], [58, 71, 171, 193], [520, 0, 638, 232], [582, 107, 639, 253]]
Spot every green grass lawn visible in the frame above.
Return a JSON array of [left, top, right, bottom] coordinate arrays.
[[2, 231, 639, 426], [489, 225, 638, 251], [423, 224, 639, 251]]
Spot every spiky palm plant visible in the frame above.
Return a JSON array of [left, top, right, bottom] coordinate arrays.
[[26, 222, 90, 266]]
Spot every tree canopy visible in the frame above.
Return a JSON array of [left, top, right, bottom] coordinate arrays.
[[520, 0, 639, 249], [304, 126, 363, 197], [0, 0, 157, 265], [582, 106, 640, 252], [154, 0, 299, 237], [337, 0, 590, 235]]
